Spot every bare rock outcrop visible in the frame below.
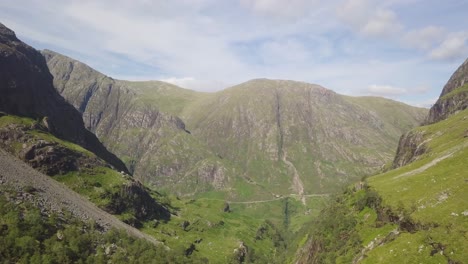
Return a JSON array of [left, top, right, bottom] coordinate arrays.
[[392, 130, 426, 168], [427, 58, 468, 123]]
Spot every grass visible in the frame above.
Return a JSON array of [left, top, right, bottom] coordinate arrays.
[[0, 115, 35, 127], [359, 109, 468, 263], [439, 83, 468, 101], [55, 167, 127, 207]]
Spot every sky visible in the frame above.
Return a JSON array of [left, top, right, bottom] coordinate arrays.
[[1, 0, 467, 107]]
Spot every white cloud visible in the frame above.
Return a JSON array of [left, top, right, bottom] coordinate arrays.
[[240, 0, 318, 19], [0, 0, 464, 108], [365, 84, 407, 97], [161, 77, 229, 91], [361, 9, 402, 37], [429, 32, 468, 61], [403, 26, 446, 50], [403, 97, 438, 108], [337, 0, 403, 37], [258, 38, 313, 64]]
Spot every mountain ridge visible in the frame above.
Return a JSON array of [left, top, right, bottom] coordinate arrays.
[[0, 23, 128, 173], [42, 49, 427, 199]]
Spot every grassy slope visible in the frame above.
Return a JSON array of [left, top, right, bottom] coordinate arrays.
[[294, 109, 467, 264], [360, 108, 468, 263], [181, 80, 427, 196], [0, 114, 319, 263]]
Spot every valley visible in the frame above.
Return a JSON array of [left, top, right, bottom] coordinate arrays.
[[0, 20, 467, 264]]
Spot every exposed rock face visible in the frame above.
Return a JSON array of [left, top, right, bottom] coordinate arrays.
[[42, 50, 229, 195], [427, 58, 468, 123], [392, 130, 426, 168], [185, 79, 427, 194], [0, 23, 127, 173], [393, 57, 468, 168], [0, 123, 108, 176], [233, 241, 249, 263], [106, 180, 171, 226]]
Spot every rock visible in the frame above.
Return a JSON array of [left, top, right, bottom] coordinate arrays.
[[181, 220, 190, 231], [233, 241, 249, 263], [105, 180, 171, 224], [56, 230, 64, 240], [427, 58, 468, 124], [223, 202, 231, 213], [392, 130, 426, 168], [105, 243, 117, 255], [184, 243, 196, 256]]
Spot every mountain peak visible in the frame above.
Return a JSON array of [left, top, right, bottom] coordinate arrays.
[[0, 23, 17, 40], [0, 23, 128, 173], [427, 57, 468, 123], [231, 78, 333, 96]]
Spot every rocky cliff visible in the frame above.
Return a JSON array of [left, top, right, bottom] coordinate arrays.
[[42, 50, 230, 196], [427, 58, 468, 124], [0, 23, 127, 173], [393, 57, 468, 168]]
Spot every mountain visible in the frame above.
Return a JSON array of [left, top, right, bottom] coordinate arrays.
[[0, 23, 127, 173], [0, 24, 295, 263], [295, 57, 468, 264], [0, 22, 174, 227], [42, 49, 229, 196], [183, 79, 427, 197], [42, 51, 427, 200], [427, 58, 468, 124]]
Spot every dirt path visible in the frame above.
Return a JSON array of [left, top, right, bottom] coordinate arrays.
[[0, 149, 161, 246], [393, 152, 453, 179], [199, 194, 329, 205], [282, 152, 306, 205]]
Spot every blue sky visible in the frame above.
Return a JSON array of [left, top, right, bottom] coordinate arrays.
[[1, 0, 467, 107]]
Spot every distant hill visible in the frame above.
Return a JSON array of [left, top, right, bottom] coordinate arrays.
[[43, 51, 427, 200]]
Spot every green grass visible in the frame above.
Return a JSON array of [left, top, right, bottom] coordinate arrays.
[[360, 109, 468, 263], [0, 115, 95, 157], [294, 109, 467, 263], [439, 83, 468, 101], [29, 130, 94, 156], [55, 167, 127, 207], [0, 115, 35, 127]]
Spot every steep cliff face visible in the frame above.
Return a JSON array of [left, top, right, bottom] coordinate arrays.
[[42, 50, 229, 195], [0, 23, 127, 173], [184, 79, 427, 194], [393, 57, 468, 168], [392, 130, 426, 168], [427, 58, 468, 124]]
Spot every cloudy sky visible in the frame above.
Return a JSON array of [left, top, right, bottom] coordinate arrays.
[[1, 0, 467, 107]]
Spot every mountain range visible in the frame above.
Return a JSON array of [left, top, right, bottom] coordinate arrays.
[[0, 21, 466, 263], [42, 50, 426, 201]]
